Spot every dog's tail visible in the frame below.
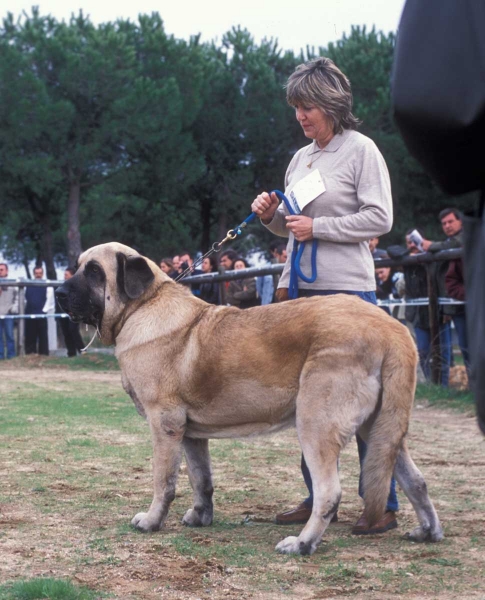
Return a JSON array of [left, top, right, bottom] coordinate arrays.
[[362, 326, 417, 526]]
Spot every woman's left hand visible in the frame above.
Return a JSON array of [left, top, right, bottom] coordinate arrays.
[[285, 215, 314, 241]]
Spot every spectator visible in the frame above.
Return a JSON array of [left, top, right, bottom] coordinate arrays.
[[255, 249, 275, 306], [445, 258, 470, 379], [160, 258, 177, 279], [219, 249, 238, 271], [273, 243, 287, 264], [369, 236, 388, 259], [172, 255, 182, 274], [199, 255, 219, 305], [179, 251, 194, 272], [424, 209, 465, 381], [269, 239, 281, 259], [218, 249, 238, 304], [256, 272, 274, 306], [403, 230, 451, 386], [375, 260, 403, 318], [25, 266, 55, 355], [421, 208, 464, 253], [179, 251, 203, 297], [262, 240, 288, 304], [251, 56, 396, 535], [58, 268, 84, 357], [0, 262, 18, 359], [226, 258, 260, 308]]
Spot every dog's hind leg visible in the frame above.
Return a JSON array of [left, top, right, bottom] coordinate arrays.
[[394, 441, 443, 543], [276, 381, 347, 556], [276, 433, 341, 556], [182, 437, 214, 527], [275, 364, 379, 555]]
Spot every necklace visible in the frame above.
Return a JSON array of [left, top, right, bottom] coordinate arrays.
[[306, 147, 323, 169]]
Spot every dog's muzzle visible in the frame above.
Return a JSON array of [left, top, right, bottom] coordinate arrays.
[[55, 285, 100, 326]]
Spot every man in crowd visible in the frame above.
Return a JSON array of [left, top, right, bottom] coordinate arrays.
[[422, 208, 464, 252], [273, 243, 287, 264], [422, 208, 469, 377], [218, 250, 238, 305], [219, 250, 238, 271], [369, 236, 388, 259], [25, 266, 55, 355], [178, 251, 202, 297], [58, 268, 84, 357], [0, 262, 18, 359]]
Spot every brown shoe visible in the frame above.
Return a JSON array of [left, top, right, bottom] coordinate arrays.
[[351, 510, 397, 535], [275, 503, 338, 525]]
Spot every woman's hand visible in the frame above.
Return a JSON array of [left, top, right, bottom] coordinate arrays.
[[251, 192, 279, 224], [285, 215, 314, 241]]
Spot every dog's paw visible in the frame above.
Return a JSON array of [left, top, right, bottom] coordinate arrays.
[[131, 512, 161, 533], [182, 508, 213, 527], [404, 525, 444, 543], [275, 536, 316, 555]]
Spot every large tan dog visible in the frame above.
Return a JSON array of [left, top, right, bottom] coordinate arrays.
[[55, 242, 443, 555]]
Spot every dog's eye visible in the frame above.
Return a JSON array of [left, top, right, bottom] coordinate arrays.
[[91, 265, 99, 273]]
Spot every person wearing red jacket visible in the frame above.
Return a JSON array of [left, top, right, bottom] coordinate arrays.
[[445, 259, 470, 378]]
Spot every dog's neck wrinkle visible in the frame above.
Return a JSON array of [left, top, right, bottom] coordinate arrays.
[[114, 284, 209, 355], [109, 280, 169, 342]]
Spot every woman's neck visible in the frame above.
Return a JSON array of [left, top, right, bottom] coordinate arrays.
[[316, 130, 335, 149]]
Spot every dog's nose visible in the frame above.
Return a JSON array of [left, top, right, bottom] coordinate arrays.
[[55, 285, 69, 309]]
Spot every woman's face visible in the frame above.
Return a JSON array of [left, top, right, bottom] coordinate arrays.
[[234, 260, 246, 271], [375, 267, 391, 282], [294, 103, 334, 147], [201, 257, 212, 273], [160, 261, 171, 274]]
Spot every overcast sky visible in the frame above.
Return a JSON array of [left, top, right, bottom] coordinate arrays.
[[3, 0, 407, 53]]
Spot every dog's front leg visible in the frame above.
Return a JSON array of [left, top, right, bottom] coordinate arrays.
[[131, 408, 186, 533]]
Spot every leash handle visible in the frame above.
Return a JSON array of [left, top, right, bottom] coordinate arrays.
[[271, 190, 318, 299]]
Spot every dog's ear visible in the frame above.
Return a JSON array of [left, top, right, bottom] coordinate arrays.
[[116, 252, 155, 300]]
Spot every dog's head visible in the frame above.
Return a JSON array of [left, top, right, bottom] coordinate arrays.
[[55, 242, 160, 344]]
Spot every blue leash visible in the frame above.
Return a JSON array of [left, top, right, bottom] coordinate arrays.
[[231, 190, 318, 299]]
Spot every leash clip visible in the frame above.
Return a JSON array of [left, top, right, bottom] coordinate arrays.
[[217, 229, 238, 248]]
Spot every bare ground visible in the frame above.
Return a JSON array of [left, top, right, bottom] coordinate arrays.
[[0, 364, 484, 599]]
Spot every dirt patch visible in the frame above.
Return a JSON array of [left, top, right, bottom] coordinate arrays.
[[0, 366, 484, 599]]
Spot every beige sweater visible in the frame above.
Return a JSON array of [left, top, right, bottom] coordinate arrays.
[[265, 129, 393, 291]]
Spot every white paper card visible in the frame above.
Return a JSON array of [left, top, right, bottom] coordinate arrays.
[[287, 169, 326, 214]]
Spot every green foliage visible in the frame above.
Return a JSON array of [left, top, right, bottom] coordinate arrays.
[[0, 15, 473, 264]]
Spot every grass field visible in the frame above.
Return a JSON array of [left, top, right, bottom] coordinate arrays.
[[0, 356, 484, 599]]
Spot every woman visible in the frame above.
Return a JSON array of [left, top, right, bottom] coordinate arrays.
[[199, 255, 220, 305], [375, 262, 404, 320], [159, 258, 177, 279], [251, 57, 396, 535], [226, 258, 260, 308]]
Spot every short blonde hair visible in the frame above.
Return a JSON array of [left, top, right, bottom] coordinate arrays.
[[286, 57, 360, 134]]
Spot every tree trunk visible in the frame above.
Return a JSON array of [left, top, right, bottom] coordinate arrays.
[[200, 195, 212, 252], [217, 210, 228, 248], [67, 178, 83, 268], [40, 214, 57, 280]]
